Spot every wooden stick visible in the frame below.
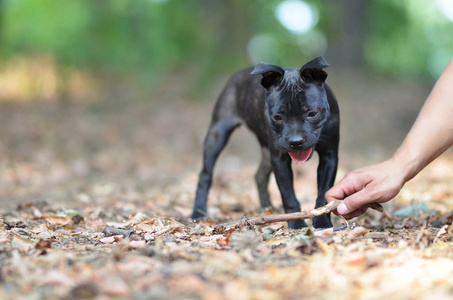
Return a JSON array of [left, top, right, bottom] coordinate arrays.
[[221, 200, 383, 228]]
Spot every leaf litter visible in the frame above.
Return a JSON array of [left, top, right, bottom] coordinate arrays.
[[1, 103, 453, 299]]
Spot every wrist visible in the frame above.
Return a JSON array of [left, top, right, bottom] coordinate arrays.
[[390, 150, 422, 183]]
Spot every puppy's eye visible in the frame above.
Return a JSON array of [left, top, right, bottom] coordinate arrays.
[[307, 111, 318, 118], [272, 114, 283, 122]]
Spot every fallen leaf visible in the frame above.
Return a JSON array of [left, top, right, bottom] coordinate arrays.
[[337, 253, 368, 270], [216, 227, 235, 246], [38, 270, 74, 287], [200, 219, 216, 226], [315, 238, 333, 255], [264, 207, 278, 215], [154, 225, 184, 236], [434, 224, 452, 242], [167, 274, 206, 292], [128, 240, 146, 249], [255, 242, 272, 255], [223, 280, 251, 300], [346, 227, 370, 238], [123, 212, 150, 227], [99, 236, 116, 244], [265, 237, 289, 246], [46, 215, 72, 227], [35, 239, 51, 254], [100, 277, 131, 298]]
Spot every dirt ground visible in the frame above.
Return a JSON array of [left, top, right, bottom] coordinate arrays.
[[1, 70, 453, 299]]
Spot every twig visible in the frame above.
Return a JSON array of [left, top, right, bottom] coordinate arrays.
[[339, 215, 349, 230], [220, 200, 383, 228], [154, 225, 183, 236]]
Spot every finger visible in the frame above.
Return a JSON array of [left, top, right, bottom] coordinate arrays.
[[337, 189, 371, 216], [337, 206, 368, 220], [347, 207, 369, 219], [325, 181, 356, 203], [325, 174, 369, 203]]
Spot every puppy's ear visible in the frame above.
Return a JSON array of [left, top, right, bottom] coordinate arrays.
[[300, 56, 329, 84], [251, 63, 284, 89]]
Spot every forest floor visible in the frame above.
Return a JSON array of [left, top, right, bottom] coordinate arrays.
[[1, 73, 453, 299]]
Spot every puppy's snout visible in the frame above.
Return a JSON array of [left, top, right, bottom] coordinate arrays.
[[289, 137, 305, 150]]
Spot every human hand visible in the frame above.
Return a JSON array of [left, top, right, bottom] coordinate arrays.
[[325, 158, 407, 219]]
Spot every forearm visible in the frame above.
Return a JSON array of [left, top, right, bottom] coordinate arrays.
[[392, 58, 453, 181], [326, 58, 453, 217]]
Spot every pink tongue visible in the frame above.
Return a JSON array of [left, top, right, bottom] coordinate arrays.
[[289, 148, 313, 164]]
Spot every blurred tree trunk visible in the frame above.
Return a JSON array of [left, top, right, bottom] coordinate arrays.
[[325, 0, 368, 68], [201, 0, 251, 68]]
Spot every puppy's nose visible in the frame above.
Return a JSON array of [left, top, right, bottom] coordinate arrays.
[[289, 137, 305, 150]]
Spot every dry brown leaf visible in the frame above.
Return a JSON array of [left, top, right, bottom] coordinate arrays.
[[99, 236, 116, 244], [167, 275, 206, 292], [216, 237, 229, 247], [223, 280, 251, 300], [0, 232, 9, 245], [316, 238, 333, 255], [46, 215, 71, 227], [154, 225, 184, 236], [85, 220, 109, 231], [255, 242, 272, 255], [336, 253, 368, 270], [123, 212, 150, 227], [134, 222, 163, 233], [100, 278, 131, 298], [200, 219, 216, 226], [31, 223, 55, 240], [216, 227, 236, 247], [346, 227, 370, 238], [250, 289, 281, 300], [434, 224, 452, 242], [128, 240, 146, 249], [264, 237, 289, 246], [35, 239, 51, 254], [38, 270, 74, 287], [129, 216, 185, 235], [264, 207, 278, 215]]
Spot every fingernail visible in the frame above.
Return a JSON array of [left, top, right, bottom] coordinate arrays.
[[338, 203, 349, 215]]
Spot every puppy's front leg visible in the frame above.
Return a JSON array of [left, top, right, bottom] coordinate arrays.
[[270, 150, 307, 229], [313, 120, 339, 228], [313, 152, 337, 228]]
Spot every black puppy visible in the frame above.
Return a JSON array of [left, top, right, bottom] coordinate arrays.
[[192, 56, 339, 229]]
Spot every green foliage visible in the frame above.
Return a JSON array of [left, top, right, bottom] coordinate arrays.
[[1, 0, 207, 77], [366, 0, 453, 78], [2, 0, 90, 58], [0, 0, 452, 82]]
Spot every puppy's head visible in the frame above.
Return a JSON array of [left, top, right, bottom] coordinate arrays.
[[251, 56, 330, 163]]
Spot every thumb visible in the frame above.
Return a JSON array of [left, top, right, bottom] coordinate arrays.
[[337, 189, 370, 215]]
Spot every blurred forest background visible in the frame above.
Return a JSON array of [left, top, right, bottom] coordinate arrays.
[[3, 2, 453, 298], [1, 0, 453, 208]]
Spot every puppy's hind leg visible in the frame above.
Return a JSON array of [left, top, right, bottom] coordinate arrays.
[[192, 117, 241, 219]]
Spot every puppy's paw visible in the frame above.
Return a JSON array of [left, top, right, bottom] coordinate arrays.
[[288, 219, 308, 229], [312, 215, 333, 229]]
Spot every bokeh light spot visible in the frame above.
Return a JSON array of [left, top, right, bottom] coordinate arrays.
[[275, 0, 318, 34], [436, 0, 453, 22], [247, 34, 278, 64]]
